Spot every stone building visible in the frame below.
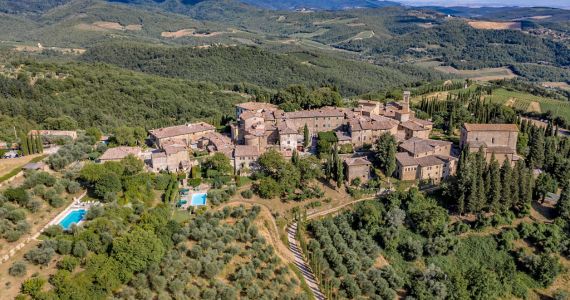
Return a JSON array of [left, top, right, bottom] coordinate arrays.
[[395, 153, 456, 184], [234, 145, 261, 175], [348, 115, 399, 147], [460, 123, 519, 165], [344, 157, 372, 184], [399, 138, 452, 158], [151, 144, 190, 172], [149, 122, 215, 148], [395, 137, 456, 183]]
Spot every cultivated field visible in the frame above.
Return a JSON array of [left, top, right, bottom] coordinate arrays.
[[467, 21, 522, 30], [75, 22, 142, 32], [488, 88, 570, 120], [161, 28, 228, 38], [289, 28, 329, 38], [434, 66, 518, 81]]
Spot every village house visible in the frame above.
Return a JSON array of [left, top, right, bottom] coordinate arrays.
[[99, 146, 142, 163], [460, 123, 519, 165], [234, 145, 261, 175], [149, 122, 216, 148], [344, 157, 372, 184], [348, 115, 399, 147], [399, 138, 453, 158]]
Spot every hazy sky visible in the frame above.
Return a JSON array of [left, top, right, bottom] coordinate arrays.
[[396, 0, 570, 8]]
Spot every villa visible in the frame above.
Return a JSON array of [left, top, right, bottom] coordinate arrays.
[[149, 122, 216, 148]]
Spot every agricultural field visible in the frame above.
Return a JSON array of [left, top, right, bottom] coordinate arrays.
[[434, 66, 518, 81], [487, 88, 570, 120], [0, 155, 43, 180], [543, 82, 570, 92], [467, 21, 522, 30]]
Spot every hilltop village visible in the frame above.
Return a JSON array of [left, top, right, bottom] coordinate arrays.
[[82, 91, 520, 187]]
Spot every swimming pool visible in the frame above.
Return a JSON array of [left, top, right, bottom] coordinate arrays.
[[191, 193, 207, 206], [58, 209, 86, 230]]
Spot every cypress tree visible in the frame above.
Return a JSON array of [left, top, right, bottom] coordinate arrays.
[[455, 148, 470, 215], [528, 126, 545, 169], [487, 154, 502, 213], [20, 133, 29, 156], [557, 181, 570, 221], [500, 160, 513, 211], [29, 135, 36, 154], [292, 150, 299, 166], [303, 124, 310, 149]]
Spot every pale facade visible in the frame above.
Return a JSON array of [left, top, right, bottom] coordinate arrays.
[[344, 157, 372, 184], [149, 122, 215, 148], [460, 123, 519, 165]]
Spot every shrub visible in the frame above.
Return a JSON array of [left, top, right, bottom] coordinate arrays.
[[188, 178, 201, 188], [8, 261, 27, 277], [49, 196, 66, 208], [66, 181, 81, 194], [57, 256, 79, 271], [241, 189, 253, 199], [25, 245, 55, 265]]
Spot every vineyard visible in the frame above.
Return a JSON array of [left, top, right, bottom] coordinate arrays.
[[487, 89, 570, 120]]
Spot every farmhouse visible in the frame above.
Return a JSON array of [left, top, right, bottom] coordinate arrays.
[[460, 123, 519, 165], [395, 153, 456, 184], [151, 143, 190, 172]]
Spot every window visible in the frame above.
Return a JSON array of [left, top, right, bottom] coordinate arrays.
[[492, 137, 495, 144]]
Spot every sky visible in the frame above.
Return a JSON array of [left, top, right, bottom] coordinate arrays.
[[395, 0, 570, 8]]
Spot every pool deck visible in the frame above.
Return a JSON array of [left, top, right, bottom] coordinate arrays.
[[178, 188, 209, 210]]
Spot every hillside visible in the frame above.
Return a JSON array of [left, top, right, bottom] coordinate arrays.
[[0, 60, 249, 131], [80, 42, 449, 95]]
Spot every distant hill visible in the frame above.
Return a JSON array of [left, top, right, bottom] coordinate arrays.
[[238, 0, 400, 10]]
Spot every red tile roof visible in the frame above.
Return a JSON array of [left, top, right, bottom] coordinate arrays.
[[463, 123, 518, 132], [149, 122, 215, 139]]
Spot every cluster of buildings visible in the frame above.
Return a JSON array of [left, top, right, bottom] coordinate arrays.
[[97, 92, 521, 186]]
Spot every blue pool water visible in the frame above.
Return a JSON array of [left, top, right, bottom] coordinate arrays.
[[191, 193, 207, 206], [58, 209, 86, 230]]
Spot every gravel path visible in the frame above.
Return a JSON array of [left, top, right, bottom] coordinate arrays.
[[287, 222, 325, 300]]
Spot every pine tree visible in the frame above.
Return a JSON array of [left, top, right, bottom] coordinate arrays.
[[303, 124, 310, 149], [500, 160, 512, 211], [487, 154, 502, 213]]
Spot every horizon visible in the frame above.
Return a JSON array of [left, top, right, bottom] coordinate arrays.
[[394, 0, 570, 9]]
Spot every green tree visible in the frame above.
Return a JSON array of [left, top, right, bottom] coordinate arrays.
[[112, 227, 165, 274], [557, 182, 570, 221], [534, 173, 557, 203], [375, 133, 397, 177], [203, 152, 232, 176], [500, 160, 513, 211], [528, 126, 545, 169], [20, 133, 29, 156], [121, 154, 144, 176], [85, 127, 103, 141], [94, 172, 122, 201]]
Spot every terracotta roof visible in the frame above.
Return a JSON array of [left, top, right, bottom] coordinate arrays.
[[396, 153, 418, 166], [344, 157, 372, 166], [285, 107, 346, 119], [163, 144, 187, 156], [278, 123, 298, 135], [400, 120, 430, 131], [399, 138, 451, 155], [236, 102, 278, 111], [202, 132, 233, 151], [396, 153, 445, 167], [463, 123, 518, 132], [149, 122, 215, 140], [349, 116, 398, 132], [100, 146, 141, 161], [234, 145, 260, 157]]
